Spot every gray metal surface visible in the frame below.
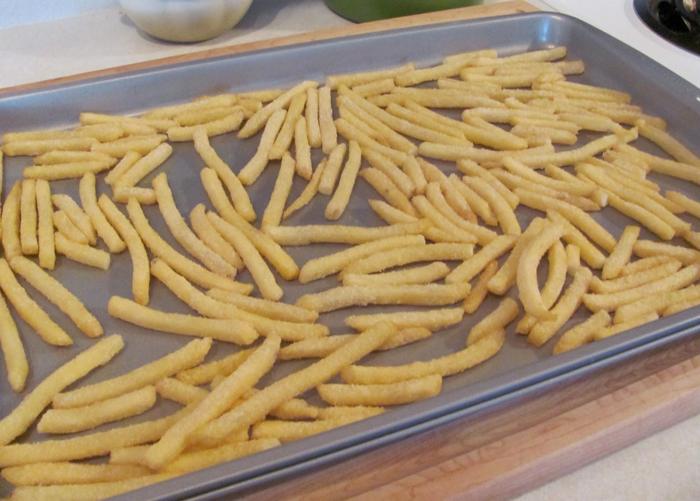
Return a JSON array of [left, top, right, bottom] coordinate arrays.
[[0, 12, 698, 500]]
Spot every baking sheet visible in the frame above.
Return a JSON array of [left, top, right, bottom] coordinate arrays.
[[0, 12, 699, 500]]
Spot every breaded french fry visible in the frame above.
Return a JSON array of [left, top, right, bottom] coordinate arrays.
[[173, 105, 241, 127], [19, 179, 38, 255], [318, 142, 348, 195], [369, 199, 417, 224], [527, 266, 593, 347], [317, 406, 385, 421], [337, 117, 408, 165], [596, 312, 660, 340], [192, 127, 256, 222], [112, 186, 157, 205], [9, 474, 173, 500], [207, 289, 317, 323], [283, 158, 326, 220], [190, 204, 243, 270], [591, 259, 682, 294], [192, 322, 397, 446], [0, 291, 28, 392], [364, 148, 414, 197], [319, 375, 442, 406], [145, 335, 280, 469], [467, 297, 519, 345], [176, 349, 253, 386], [39, 386, 156, 434], [10, 256, 102, 338], [267, 220, 427, 246], [633, 239, 700, 265], [343, 261, 450, 286], [305, 87, 322, 148], [546, 210, 606, 269], [345, 307, 464, 332], [666, 190, 700, 219], [463, 260, 499, 314], [0, 335, 123, 446], [261, 153, 296, 229], [238, 108, 287, 185], [1, 462, 151, 487], [115, 142, 172, 187], [622, 256, 673, 276], [326, 140, 362, 220], [553, 310, 611, 354], [108, 296, 257, 344], [464, 176, 521, 235], [54, 233, 111, 270], [637, 120, 700, 167], [51, 193, 96, 244], [327, 63, 414, 89], [1, 183, 21, 260], [206, 212, 283, 300], [52, 210, 88, 244], [167, 110, 244, 142], [269, 93, 307, 160], [447, 235, 517, 283], [361, 167, 416, 216], [105, 151, 141, 185], [156, 378, 209, 405], [35, 180, 55, 269], [80, 172, 126, 253], [294, 117, 313, 179], [296, 283, 470, 313], [3, 137, 96, 156], [92, 134, 167, 157], [566, 243, 581, 270]]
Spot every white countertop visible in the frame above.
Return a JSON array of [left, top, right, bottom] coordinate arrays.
[[1, 1, 699, 499]]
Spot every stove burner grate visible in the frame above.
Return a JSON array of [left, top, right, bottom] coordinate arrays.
[[634, 0, 700, 55]]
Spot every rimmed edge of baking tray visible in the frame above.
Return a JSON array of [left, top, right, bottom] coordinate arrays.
[[104, 10, 700, 500]]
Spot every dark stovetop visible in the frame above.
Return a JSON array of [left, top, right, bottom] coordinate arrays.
[[634, 0, 700, 55]]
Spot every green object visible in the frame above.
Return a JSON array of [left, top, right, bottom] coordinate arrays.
[[325, 0, 484, 23]]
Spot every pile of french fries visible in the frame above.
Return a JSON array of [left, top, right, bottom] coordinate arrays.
[[0, 44, 699, 499]]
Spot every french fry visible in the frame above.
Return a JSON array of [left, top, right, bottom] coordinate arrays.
[[591, 259, 682, 294], [487, 218, 545, 295], [391, 87, 503, 109], [39, 386, 156, 434], [199, 169, 299, 280], [35, 179, 55, 269], [553, 310, 611, 354], [464, 260, 498, 314], [190, 204, 243, 270], [566, 243, 581, 269], [51, 193, 96, 244], [364, 148, 414, 197], [3, 126, 120, 144], [269, 93, 307, 159], [341, 242, 473, 277], [2, 183, 21, 260], [318, 142, 348, 195], [0, 335, 123, 446], [305, 87, 322, 148], [206, 213, 283, 300], [146, 335, 280, 469], [173, 105, 242, 127], [0, 291, 28, 392], [634, 239, 700, 265], [294, 117, 313, 179], [446, 235, 517, 284], [3, 137, 96, 156], [112, 186, 157, 205], [662, 296, 700, 316], [112, 142, 172, 189], [167, 110, 244, 141], [164, 439, 280, 474], [614, 143, 700, 185], [2, 462, 150, 487], [207, 289, 318, 323], [251, 420, 356, 442], [279, 328, 431, 360], [326, 141, 362, 220], [343, 261, 450, 286], [327, 63, 414, 89], [261, 153, 296, 229], [352, 77, 395, 97], [92, 134, 166, 156], [621, 256, 673, 276], [267, 220, 427, 246], [596, 311, 660, 341], [108, 296, 257, 345], [528, 266, 593, 347], [501, 157, 593, 196], [360, 167, 416, 216], [318, 406, 385, 421], [455, 159, 519, 208], [239, 89, 284, 102], [546, 210, 606, 269], [284, 159, 325, 219], [79, 172, 126, 253], [464, 176, 521, 235], [341, 330, 505, 384], [319, 375, 442, 406], [127, 198, 241, 291], [666, 190, 700, 220], [19, 179, 38, 255], [145, 94, 237, 119], [637, 120, 700, 167], [238, 80, 317, 138], [192, 127, 256, 222], [615, 284, 700, 323], [345, 307, 464, 332], [423, 183, 486, 244], [336, 118, 408, 165], [296, 283, 470, 313], [176, 349, 253, 386], [468, 298, 519, 346], [54, 233, 111, 270], [369, 199, 417, 224], [156, 378, 209, 405], [582, 263, 700, 312], [602, 225, 640, 279], [238, 109, 287, 185], [9, 474, 173, 500], [53, 213, 88, 246], [605, 192, 675, 241], [192, 322, 397, 446]]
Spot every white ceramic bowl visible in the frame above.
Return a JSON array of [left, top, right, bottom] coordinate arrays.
[[120, 0, 253, 43]]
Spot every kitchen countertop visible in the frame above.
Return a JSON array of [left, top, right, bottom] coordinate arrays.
[[1, 1, 699, 499]]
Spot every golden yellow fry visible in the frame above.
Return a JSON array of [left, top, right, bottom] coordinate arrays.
[[606, 192, 675, 241], [34, 179, 55, 269], [192, 127, 256, 221], [0, 334, 123, 446], [199, 169, 299, 280], [326, 141, 362, 220], [283, 159, 326, 220], [341, 329, 504, 385], [318, 142, 348, 195], [164, 439, 279, 474], [546, 210, 606, 269], [190, 204, 243, 270], [455, 159, 519, 209], [192, 322, 397, 445], [176, 349, 253, 386], [614, 143, 700, 185], [115, 142, 172, 188], [269, 92, 307, 159], [614, 285, 700, 323], [0, 406, 189, 467], [369, 199, 417, 224], [207, 289, 317, 323], [167, 110, 244, 142], [666, 190, 700, 220], [296, 283, 469, 313], [238, 108, 287, 185], [319, 375, 442, 407], [173, 105, 241, 127], [422, 183, 488, 243], [662, 296, 700, 316], [360, 167, 416, 216], [92, 134, 167, 157], [145, 94, 236, 119], [39, 386, 156, 434], [207, 212, 282, 300], [401, 155, 428, 195], [418, 141, 553, 163], [238, 88, 284, 102], [9, 474, 173, 501], [352, 77, 395, 97], [345, 307, 464, 332], [591, 259, 682, 294], [294, 117, 313, 179], [447, 235, 517, 284], [51, 193, 96, 244], [251, 420, 355, 442], [343, 261, 450, 287], [517, 223, 565, 318], [601, 225, 640, 280], [621, 256, 673, 276], [0, 291, 28, 393], [112, 186, 157, 205], [336, 117, 408, 165], [637, 120, 700, 167], [268, 220, 427, 247], [156, 378, 209, 405], [116, 121, 158, 135], [305, 87, 322, 148], [2, 462, 150, 487], [596, 312, 660, 341], [19, 179, 38, 255], [3, 126, 120, 144], [501, 156, 593, 196], [108, 295, 257, 344], [391, 87, 503, 108], [51, 210, 87, 244], [54, 233, 111, 270], [11, 256, 103, 338], [633, 239, 700, 265], [463, 176, 521, 235], [327, 63, 414, 89], [1, 183, 21, 260], [3, 137, 96, 156], [527, 266, 593, 347], [364, 148, 415, 197], [79, 172, 126, 253], [279, 328, 431, 360], [261, 153, 296, 229], [468, 297, 520, 345], [238, 80, 317, 138], [566, 243, 581, 270], [146, 335, 280, 469], [553, 310, 611, 354], [318, 406, 385, 421]]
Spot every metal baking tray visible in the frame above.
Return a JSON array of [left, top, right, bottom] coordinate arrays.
[[1, 11, 699, 500]]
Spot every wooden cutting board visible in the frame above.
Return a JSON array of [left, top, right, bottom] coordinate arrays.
[[7, 1, 700, 499]]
